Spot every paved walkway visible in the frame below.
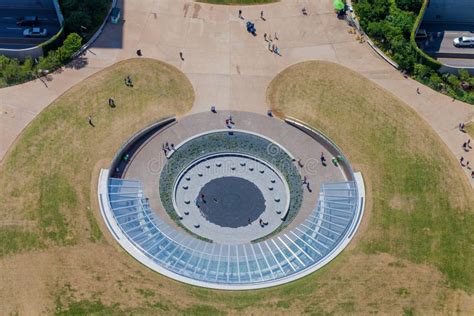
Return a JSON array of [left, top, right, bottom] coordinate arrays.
[[125, 111, 346, 238], [0, 0, 473, 185]]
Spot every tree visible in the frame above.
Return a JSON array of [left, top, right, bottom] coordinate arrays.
[[413, 63, 432, 81], [57, 33, 82, 62], [395, 0, 423, 13]]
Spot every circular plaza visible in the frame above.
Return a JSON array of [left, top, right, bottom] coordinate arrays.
[[98, 111, 365, 290]]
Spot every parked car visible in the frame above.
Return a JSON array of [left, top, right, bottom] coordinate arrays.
[[415, 29, 428, 41], [17, 16, 39, 26], [23, 27, 48, 37], [453, 36, 474, 48]]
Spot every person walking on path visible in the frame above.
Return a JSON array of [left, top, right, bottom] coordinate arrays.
[[416, 87, 420, 94], [459, 122, 466, 132], [463, 141, 468, 151], [460, 156, 465, 166], [179, 51, 184, 61], [238, 9, 243, 19], [302, 176, 307, 184], [467, 161, 471, 170], [320, 152, 327, 166], [136, 49, 142, 56], [302, 7, 308, 15], [274, 46, 281, 56], [468, 139, 472, 149], [297, 158, 304, 168], [260, 11, 265, 21], [264, 33, 267, 41]]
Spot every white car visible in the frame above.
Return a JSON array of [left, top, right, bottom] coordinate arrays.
[[453, 36, 474, 48], [23, 27, 48, 37]]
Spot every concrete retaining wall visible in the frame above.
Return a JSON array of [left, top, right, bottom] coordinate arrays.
[[0, 46, 43, 60]]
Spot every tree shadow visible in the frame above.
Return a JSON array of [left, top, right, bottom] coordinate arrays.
[[65, 56, 89, 70]]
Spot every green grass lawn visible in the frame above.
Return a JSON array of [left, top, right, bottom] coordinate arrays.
[[0, 58, 194, 255], [198, 0, 278, 5], [267, 61, 474, 292]]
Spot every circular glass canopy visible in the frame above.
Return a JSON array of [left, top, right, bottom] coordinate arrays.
[[98, 114, 365, 290]]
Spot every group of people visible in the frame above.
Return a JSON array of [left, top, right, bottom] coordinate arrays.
[[238, 7, 310, 57], [264, 32, 281, 56], [162, 142, 175, 155], [458, 122, 473, 178]]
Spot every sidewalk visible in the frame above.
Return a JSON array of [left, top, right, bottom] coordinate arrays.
[[0, 0, 472, 185]]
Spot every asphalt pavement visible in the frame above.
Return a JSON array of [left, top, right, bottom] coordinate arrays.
[[417, 22, 474, 67], [0, 2, 60, 49]]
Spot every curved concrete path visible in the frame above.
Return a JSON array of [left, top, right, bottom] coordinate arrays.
[[0, 0, 473, 185]]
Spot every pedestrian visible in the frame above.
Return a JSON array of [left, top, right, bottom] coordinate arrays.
[[416, 87, 420, 94], [320, 152, 326, 165], [275, 46, 281, 56], [298, 158, 304, 167], [211, 105, 216, 113], [238, 9, 242, 19], [225, 119, 229, 127], [468, 139, 472, 149], [259, 218, 263, 227], [180, 51, 184, 61], [467, 161, 471, 169], [171, 143, 175, 150], [260, 11, 264, 20], [463, 142, 468, 151], [136, 49, 142, 56], [88, 115, 95, 127], [471, 170, 474, 178], [307, 182, 312, 192], [264, 33, 267, 41], [165, 142, 169, 150], [228, 115, 234, 124], [274, 32, 278, 40], [460, 156, 465, 166], [108, 97, 115, 107], [303, 176, 307, 184], [459, 122, 465, 132], [302, 7, 307, 15]]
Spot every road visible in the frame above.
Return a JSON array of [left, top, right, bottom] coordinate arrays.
[[418, 22, 474, 62], [0, 7, 60, 49]]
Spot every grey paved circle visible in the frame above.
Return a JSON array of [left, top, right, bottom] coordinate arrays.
[[197, 176, 266, 228]]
